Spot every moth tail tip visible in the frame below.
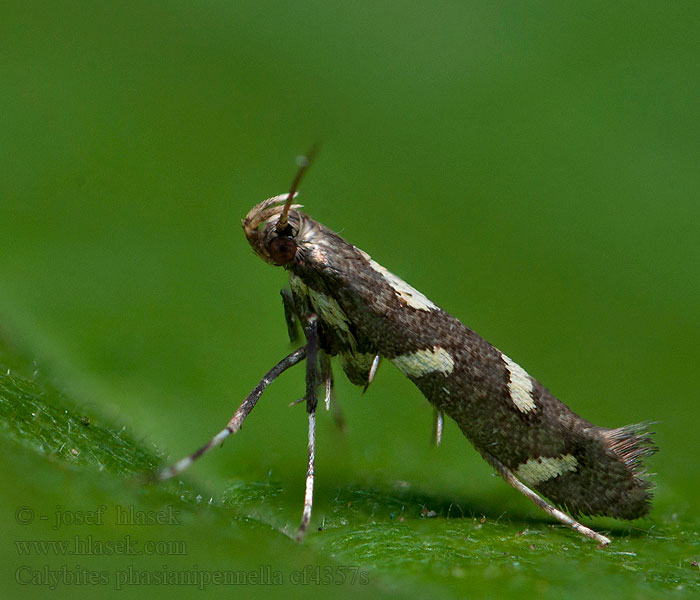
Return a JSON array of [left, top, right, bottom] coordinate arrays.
[[605, 420, 659, 470]]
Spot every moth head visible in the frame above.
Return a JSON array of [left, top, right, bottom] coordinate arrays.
[[242, 193, 305, 266], [242, 148, 318, 267]]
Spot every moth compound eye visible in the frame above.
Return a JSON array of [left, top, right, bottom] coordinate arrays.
[[269, 236, 297, 265]]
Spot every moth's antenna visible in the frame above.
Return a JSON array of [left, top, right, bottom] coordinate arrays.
[[277, 144, 319, 231]]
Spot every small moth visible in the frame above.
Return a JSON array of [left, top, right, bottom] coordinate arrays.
[[160, 151, 656, 546]]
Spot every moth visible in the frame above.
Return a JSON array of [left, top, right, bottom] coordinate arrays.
[[160, 151, 656, 546]]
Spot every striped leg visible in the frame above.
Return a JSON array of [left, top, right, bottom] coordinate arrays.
[[484, 453, 611, 546], [158, 346, 307, 481], [296, 315, 319, 541], [296, 410, 316, 542]]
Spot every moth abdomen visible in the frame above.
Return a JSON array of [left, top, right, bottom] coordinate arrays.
[[517, 422, 655, 520], [406, 352, 656, 520]]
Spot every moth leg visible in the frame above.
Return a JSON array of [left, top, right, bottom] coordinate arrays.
[[318, 351, 346, 430], [329, 386, 346, 431], [431, 409, 444, 447], [296, 315, 319, 541], [362, 353, 381, 394], [288, 354, 346, 428], [288, 355, 331, 409], [158, 346, 307, 481], [281, 289, 300, 343], [483, 453, 611, 546], [296, 409, 316, 542], [319, 353, 333, 411]]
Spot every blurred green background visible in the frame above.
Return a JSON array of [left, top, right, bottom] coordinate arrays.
[[1, 1, 698, 598]]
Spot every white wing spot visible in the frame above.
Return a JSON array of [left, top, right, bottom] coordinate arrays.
[[391, 347, 455, 378], [368, 259, 438, 312], [515, 454, 578, 486], [501, 353, 536, 413]]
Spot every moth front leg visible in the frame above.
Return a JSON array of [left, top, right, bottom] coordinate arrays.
[[157, 346, 307, 481], [281, 288, 300, 343], [296, 314, 319, 541]]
